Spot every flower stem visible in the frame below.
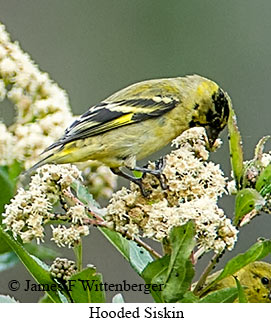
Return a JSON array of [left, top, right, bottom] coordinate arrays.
[[83, 217, 161, 259], [125, 232, 162, 259], [193, 247, 205, 263], [73, 241, 83, 272], [193, 252, 222, 295]]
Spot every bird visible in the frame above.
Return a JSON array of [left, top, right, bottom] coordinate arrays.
[[199, 261, 271, 303], [27, 75, 231, 195]]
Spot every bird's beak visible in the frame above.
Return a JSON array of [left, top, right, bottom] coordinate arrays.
[[205, 126, 220, 148]]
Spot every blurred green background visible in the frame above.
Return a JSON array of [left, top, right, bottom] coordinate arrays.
[[1, 0, 271, 302]]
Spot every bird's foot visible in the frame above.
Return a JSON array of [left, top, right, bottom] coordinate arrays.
[[111, 167, 149, 197], [111, 157, 168, 197], [135, 157, 168, 190]]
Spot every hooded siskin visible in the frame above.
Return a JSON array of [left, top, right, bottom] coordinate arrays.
[[198, 261, 271, 303], [28, 75, 231, 174]]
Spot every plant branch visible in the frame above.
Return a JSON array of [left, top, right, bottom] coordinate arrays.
[[193, 247, 205, 263], [193, 252, 222, 295], [125, 232, 162, 259], [83, 217, 161, 259], [63, 188, 104, 222]]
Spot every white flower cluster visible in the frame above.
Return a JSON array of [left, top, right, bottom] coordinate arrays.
[[51, 223, 89, 248], [106, 128, 238, 253], [0, 21, 117, 198], [3, 164, 90, 246], [3, 186, 52, 244], [0, 22, 73, 168]]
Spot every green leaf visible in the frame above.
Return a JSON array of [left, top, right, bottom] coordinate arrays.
[[72, 180, 153, 273], [0, 161, 22, 217], [0, 226, 14, 254], [0, 295, 19, 303], [161, 222, 196, 302], [256, 164, 271, 196], [129, 239, 154, 274], [99, 227, 130, 261], [0, 162, 22, 255], [132, 170, 143, 178], [31, 254, 50, 271], [57, 291, 69, 303], [8, 160, 23, 182], [142, 255, 170, 302], [178, 291, 199, 303], [99, 227, 153, 274], [0, 227, 61, 303], [69, 266, 106, 303], [204, 239, 271, 292], [234, 188, 265, 226], [199, 287, 238, 303], [142, 223, 196, 303], [0, 236, 12, 254], [25, 244, 59, 261], [70, 180, 101, 209], [39, 290, 68, 303], [112, 293, 125, 303], [0, 166, 14, 216], [0, 252, 19, 271], [39, 294, 54, 303], [0, 239, 59, 259], [228, 106, 243, 190], [234, 276, 248, 303]]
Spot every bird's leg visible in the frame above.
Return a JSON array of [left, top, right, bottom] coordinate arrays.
[[132, 157, 168, 190], [111, 167, 148, 197], [111, 157, 167, 196]]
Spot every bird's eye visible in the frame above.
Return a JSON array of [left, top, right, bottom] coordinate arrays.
[[261, 277, 269, 285]]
